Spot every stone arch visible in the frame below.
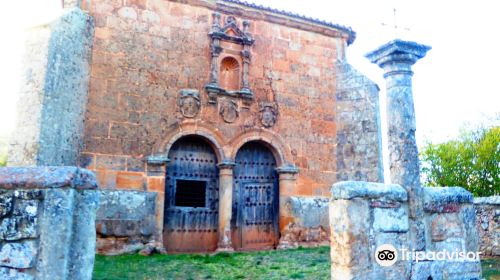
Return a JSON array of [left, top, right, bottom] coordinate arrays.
[[228, 129, 293, 167], [156, 123, 226, 163]]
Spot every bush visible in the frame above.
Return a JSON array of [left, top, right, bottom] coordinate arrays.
[[420, 126, 499, 196]]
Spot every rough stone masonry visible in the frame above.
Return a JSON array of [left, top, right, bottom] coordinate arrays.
[[0, 167, 99, 280]]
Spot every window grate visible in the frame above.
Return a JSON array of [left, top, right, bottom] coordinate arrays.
[[175, 180, 206, 207]]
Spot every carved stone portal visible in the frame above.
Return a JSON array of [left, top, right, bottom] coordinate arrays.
[[219, 99, 239, 123], [259, 102, 278, 128], [206, 13, 254, 103], [178, 89, 201, 118]]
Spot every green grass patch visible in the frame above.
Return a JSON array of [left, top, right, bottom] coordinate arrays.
[[93, 247, 499, 280], [482, 258, 500, 280]]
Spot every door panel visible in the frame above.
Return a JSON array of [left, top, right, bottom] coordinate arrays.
[[232, 142, 279, 250], [164, 136, 219, 253]]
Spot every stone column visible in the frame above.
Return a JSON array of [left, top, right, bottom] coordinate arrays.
[[216, 160, 236, 252], [276, 165, 299, 247], [366, 39, 431, 250]]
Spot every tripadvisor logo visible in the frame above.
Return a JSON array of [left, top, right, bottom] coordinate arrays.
[[375, 244, 398, 266], [375, 244, 482, 266]]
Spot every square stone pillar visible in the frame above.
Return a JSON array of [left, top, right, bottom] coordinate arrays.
[[366, 40, 431, 251], [216, 160, 236, 252], [146, 155, 170, 253], [276, 165, 299, 248]]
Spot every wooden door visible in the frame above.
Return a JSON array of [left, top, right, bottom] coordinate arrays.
[[232, 142, 279, 250], [164, 136, 219, 252]]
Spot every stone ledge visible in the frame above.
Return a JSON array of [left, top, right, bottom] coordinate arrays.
[[423, 187, 473, 209], [0, 167, 97, 190], [331, 181, 407, 202], [473, 196, 500, 205]]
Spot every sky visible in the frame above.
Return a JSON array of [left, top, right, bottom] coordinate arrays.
[[0, 0, 499, 148]]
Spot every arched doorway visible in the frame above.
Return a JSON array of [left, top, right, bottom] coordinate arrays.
[[232, 141, 279, 250], [164, 136, 219, 252]]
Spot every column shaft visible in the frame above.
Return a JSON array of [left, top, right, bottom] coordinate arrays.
[[216, 163, 235, 252]]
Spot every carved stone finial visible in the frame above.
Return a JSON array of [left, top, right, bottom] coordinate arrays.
[[212, 12, 221, 31], [226, 16, 236, 25], [242, 20, 250, 34]]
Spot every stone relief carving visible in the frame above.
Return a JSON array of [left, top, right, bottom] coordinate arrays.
[[178, 89, 201, 118], [259, 102, 278, 128], [219, 99, 239, 123]]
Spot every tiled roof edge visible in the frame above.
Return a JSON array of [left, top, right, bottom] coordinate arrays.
[[221, 0, 356, 44]]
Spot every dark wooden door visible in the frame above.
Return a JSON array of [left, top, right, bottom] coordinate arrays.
[[232, 142, 279, 250], [164, 136, 219, 252]]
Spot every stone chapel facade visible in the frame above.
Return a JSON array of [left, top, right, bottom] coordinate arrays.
[[9, 0, 383, 253]]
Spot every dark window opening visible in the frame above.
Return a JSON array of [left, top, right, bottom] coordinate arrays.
[[175, 180, 206, 207]]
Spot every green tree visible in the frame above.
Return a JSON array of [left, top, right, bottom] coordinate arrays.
[[420, 126, 500, 196]]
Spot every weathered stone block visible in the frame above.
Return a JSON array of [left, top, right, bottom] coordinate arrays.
[[0, 267, 33, 280], [429, 213, 463, 242], [0, 191, 13, 217], [96, 190, 157, 254], [330, 198, 370, 269], [423, 187, 473, 213], [0, 216, 38, 241], [373, 206, 409, 233], [287, 196, 329, 228], [0, 241, 37, 269], [332, 181, 407, 202]]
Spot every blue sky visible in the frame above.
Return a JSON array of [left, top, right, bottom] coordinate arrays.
[[1, 0, 498, 148]]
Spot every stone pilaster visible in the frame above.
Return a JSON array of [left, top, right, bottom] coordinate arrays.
[[216, 160, 236, 252], [366, 39, 431, 251], [145, 155, 170, 253], [276, 165, 299, 248]]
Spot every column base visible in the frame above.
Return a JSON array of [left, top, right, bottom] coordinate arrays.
[[277, 239, 299, 250], [215, 244, 235, 253]]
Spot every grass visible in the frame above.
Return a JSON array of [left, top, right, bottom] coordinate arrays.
[[93, 246, 330, 280], [93, 247, 499, 280], [483, 258, 500, 280]]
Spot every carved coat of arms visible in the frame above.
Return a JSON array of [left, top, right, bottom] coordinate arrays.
[[259, 102, 278, 128], [178, 89, 201, 118], [219, 99, 239, 123]]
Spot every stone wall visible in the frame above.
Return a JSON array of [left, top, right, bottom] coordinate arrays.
[[0, 167, 99, 280], [96, 190, 158, 255], [80, 0, 356, 196], [8, 8, 94, 167], [474, 196, 499, 257], [279, 196, 329, 248], [335, 62, 383, 183], [329, 181, 482, 280]]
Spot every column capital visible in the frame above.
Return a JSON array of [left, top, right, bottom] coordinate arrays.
[[145, 154, 170, 165], [276, 164, 299, 174], [217, 160, 236, 169], [365, 39, 431, 74]]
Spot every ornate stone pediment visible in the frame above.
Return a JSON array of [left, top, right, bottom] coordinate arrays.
[[209, 15, 254, 45]]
